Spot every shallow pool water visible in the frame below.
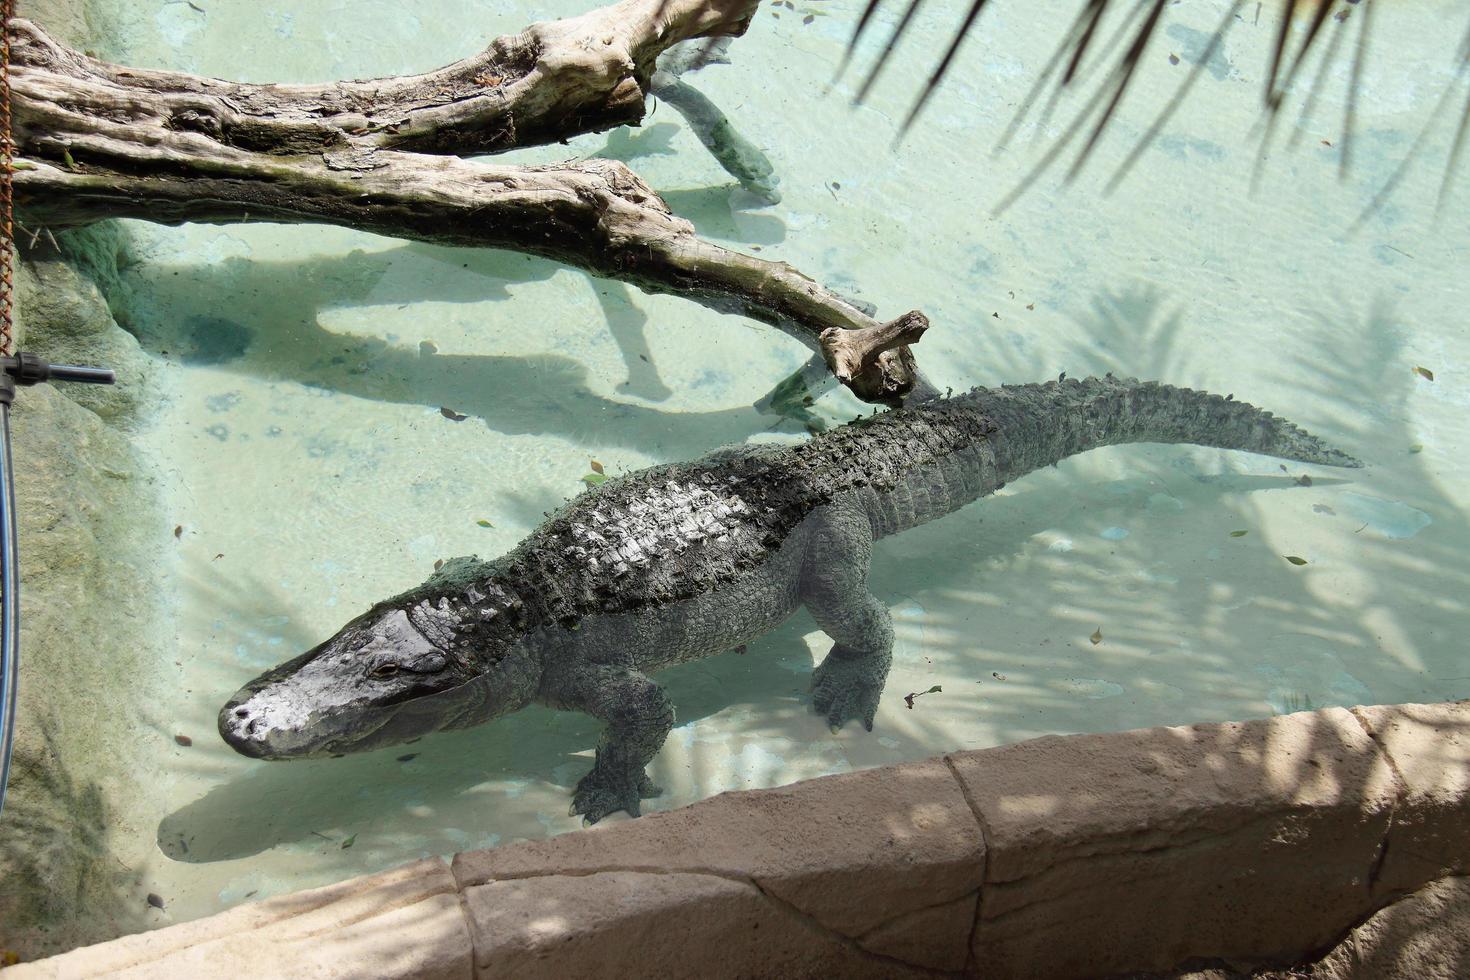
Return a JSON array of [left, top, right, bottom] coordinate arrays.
[[15, 0, 1470, 941]]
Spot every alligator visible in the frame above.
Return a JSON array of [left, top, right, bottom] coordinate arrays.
[[220, 376, 1360, 823]]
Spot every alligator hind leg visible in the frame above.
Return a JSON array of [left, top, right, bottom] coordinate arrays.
[[800, 502, 893, 732], [559, 665, 673, 824]]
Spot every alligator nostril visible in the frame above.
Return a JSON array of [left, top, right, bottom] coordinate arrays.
[[245, 719, 261, 735], [234, 707, 249, 719]]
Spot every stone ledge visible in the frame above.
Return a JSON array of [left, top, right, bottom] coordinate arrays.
[[8, 700, 1467, 979], [954, 706, 1400, 978], [1351, 702, 1470, 899]]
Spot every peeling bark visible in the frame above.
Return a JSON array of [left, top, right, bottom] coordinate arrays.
[[7, 2, 930, 403]]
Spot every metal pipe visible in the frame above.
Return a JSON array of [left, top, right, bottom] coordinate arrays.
[[46, 364, 117, 385]]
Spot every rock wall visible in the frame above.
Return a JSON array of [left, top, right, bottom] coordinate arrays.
[[2, 1, 168, 959]]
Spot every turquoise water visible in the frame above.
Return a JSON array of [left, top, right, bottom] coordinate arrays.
[[12, 0, 1470, 946]]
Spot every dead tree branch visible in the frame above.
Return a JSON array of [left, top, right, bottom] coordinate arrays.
[[8, 2, 929, 403]]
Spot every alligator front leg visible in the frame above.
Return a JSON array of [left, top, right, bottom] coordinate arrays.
[[561, 665, 674, 824], [800, 501, 894, 732]]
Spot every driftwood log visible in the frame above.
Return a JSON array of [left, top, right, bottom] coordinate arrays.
[[8, 0, 931, 404]]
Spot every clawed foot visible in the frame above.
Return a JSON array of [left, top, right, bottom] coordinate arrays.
[[811, 643, 890, 732], [569, 768, 662, 825]]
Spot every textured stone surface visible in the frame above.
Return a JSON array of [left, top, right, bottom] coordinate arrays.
[[952, 707, 1399, 979], [453, 757, 984, 938], [462, 871, 920, 979], [1297, 874, 1470, 980], [5, 859, 473, 980], [856, 891, 978, 972], [16, 237, 156, 424], [1, 226, 168, 957], [1353, 701, 1470, 898]]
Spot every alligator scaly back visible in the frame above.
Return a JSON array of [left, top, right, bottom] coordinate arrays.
[[781, 375, 1361, 539], [961, 375, 1363, 480]]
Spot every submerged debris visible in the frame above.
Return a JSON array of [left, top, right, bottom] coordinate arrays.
[[440, 407, 468, 421], [1284, 555, 1309, 566], [1412, 366, 1435, 381], [1089, 627, 1102, 645], [174, 734, 192, 747], [341, 834, 357, 850], [396, 753, 418, 763], [903, 685, 942, 709], [1230, 529, 1249, 537], [147, 893, 165, 911], [590, 460, 605, 475]]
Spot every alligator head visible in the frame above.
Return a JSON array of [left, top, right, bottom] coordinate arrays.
[[219, 557, 542, 760]]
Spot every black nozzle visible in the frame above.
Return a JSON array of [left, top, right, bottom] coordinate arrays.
[[41, 363, 116, 385], [0, 352, 116, 404]]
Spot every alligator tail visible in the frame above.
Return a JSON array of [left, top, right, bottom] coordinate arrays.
[[960, 376, 1361, 484]]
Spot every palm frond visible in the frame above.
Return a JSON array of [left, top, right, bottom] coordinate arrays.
[[840, 0, 1470, 215]]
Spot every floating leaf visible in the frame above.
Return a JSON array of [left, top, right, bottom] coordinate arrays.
[[341, 834, 356, 850], [991, 671, 1007, 681], [1230, 529, 1249, 537], [582, 472, 609, 487], [1295, 474, 1313, 487], [174, 734, 192, 747], [475, 519, 494, 528], [1412, 366, 1435, 381], [1089, 627, 1102, 645], [439, 407, 467, 421], [147, 893, 165, 910], [1284, 555, 1309, 566], [173, 524, 183, 539], [1409, 444, 1424, 454], [396, 753, 418, 763], [590, 459, 605, 475]]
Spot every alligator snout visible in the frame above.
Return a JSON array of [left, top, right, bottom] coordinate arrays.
[[219, 699, 271, 758]]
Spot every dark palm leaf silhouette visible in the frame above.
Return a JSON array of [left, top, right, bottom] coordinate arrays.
[[837, 0, 1470, 216]]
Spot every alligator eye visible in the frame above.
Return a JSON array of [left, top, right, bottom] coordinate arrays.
[[370, 663, 400, 679]]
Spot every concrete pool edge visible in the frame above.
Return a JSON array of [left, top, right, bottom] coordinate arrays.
[[8, 699, 1467, 979]]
